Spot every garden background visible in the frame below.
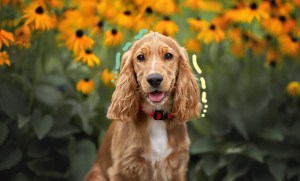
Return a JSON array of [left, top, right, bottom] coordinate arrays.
[[1, 0, 300, 180]]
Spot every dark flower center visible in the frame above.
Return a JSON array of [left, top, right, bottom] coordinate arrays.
[[278, 15, 286, 23], [84, 78, 89, 82], [111, 29, 117, 35], [35, 6, 44, 14], [291, 36, 298, 42], [196, 16, 201, 20], [209, 24, 216, 30], [76, 30, 84, 38], [163, 16, 170, 21], [85, 50, 92, 54], [97, 20, 103, 28], [250, 3, 257, 10], [265, 34, 272, 41], [242, 33, 250, 42], [231, 5, 238, 9], [145, 7, 153, 14], [270, 0, 277, 7], [269, 60, 277, 68], [124, 10, 131, 15]]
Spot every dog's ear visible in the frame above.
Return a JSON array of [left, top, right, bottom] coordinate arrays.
[[172, 48, 201, 122], [106, 50, 139, 122]]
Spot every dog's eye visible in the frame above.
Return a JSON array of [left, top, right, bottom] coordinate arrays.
[[165, 53, 173, 60], [137, 54, 145, 61]]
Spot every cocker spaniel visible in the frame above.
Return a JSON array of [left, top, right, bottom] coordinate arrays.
[[85, 32, 201, 181]]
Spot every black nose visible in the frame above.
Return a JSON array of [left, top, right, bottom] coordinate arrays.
[[147, 73, 163, 87]]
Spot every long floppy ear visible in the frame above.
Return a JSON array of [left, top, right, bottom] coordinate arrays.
[[172, 48, 201, 122], [106, 50, 139, 122]]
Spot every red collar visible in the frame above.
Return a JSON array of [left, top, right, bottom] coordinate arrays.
[[140, 106, 173, 120]]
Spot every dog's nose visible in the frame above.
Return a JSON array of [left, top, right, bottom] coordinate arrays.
[[147, 74, 163, 87]]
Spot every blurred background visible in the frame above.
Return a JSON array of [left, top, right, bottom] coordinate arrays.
[[0, 0, 300, 180]]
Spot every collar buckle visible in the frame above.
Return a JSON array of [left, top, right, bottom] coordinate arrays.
[[153, 110, 168, 120]]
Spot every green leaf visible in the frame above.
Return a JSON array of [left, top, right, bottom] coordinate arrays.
[[226, 156, 250, 181], [227, 113, 248, 140], [0, 147, 22, 170], [70, 139, 96, 181], [27, 158, 67, 178], [259, 128, 284, 141], [0, 84, 28, 119], [18, 114, 31, 129], [32, 110, 54, 140], [202, 155, 219, 176], [268, 160, 285, 181], [0, 122, 8, 146], [242, 144, 268, 163], [48, 124, 80, 138], [190, 138, 216, 154], [35, 84, 63, 106]]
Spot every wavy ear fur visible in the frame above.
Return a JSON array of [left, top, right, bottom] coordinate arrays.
[[106, 50, 139, 122], [172, 48, 201, 122]]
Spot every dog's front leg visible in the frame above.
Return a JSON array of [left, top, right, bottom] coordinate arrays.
[[165, 150, 189, 181], [109, 155, 152, 181]]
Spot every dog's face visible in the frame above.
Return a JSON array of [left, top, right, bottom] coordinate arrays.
[[107, 32, 201, 122], [132, 33, 180, 106]]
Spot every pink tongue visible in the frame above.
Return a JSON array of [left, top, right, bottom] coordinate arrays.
[[149, 92, 165, 102]]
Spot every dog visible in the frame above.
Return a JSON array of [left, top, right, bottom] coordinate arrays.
[[85, 32, 201, 181]]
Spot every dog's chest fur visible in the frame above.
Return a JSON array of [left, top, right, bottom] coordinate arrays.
[[147, 119, 172, 166]]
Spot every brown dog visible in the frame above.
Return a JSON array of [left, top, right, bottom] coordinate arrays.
[[85, 32, 201, 181]]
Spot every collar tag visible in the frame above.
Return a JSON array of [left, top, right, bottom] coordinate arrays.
[[154, 110, 168, 120]]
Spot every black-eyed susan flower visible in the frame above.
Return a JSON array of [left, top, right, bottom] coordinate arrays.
[[97, 0, 117, 21], [116, 10, 134, 29], [185, 38, 201, 53], [279, 35, 299, 56], [75, 49, 100, 68], [239, 2, 269, 23], [21, 2, 53, 31], [66, 29, 94, 54], [183, 0, 199, 10], [153, 17, 179, 37], [14, 26, 31, 48], [153, 0, 177, 15], [91, 20, 104, 36], [76, 78, 94, 95], [187, 17, 208, 32], [0, 51, 11, 66], [287, 81, 300, 97], [197, 23, 225, 44], [0, 29, 14, 49], [134, 6, 155, 32], [102, 69, 116, 87], [266, 49, 280, 68], [198, 1, 223, 12], [104, 29, 123, 47], [263, 15, 296, 35]]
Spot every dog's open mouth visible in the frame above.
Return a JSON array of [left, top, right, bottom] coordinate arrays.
[[148, 91, 166, 102]]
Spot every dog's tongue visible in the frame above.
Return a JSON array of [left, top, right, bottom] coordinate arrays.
[[149, 91, 165, 102]]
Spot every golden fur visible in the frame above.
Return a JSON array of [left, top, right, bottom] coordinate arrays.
[[85, 32, 201, 181]]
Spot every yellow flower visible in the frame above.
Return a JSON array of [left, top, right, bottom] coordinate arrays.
[[153, 17, 179, 37], [104, 29, 123, 47], [197, 24, 225, 44], [134, 6, 155, 32], [230, 42, 245, 57], [187, 17, 208, 32], [183, 0, 198, 10], [76, 79, 94, 95], [97, 0, 117, 21], [0, 29, 14, 49], [287, 81, 300, 97], [14, 26, 31, 48], [198, 1, 223, 12], [0, 51, 11, 66], [279, 35, 299, 56], [21, 2, 53, 31], [153, 0, 177, 15], [74, 50, 100, 67], [116, 10, 134, 29], [91, 20, 104, 36], [102, 69, 116, 87], [239, 2, 269, 23], [66, 29, 94, 54], [185, 38, 201, 53], [263, 15, 296, 35], [266, 49, 280, 68]]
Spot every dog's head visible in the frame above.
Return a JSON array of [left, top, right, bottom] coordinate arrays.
[[107, 32, 201, 122]]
